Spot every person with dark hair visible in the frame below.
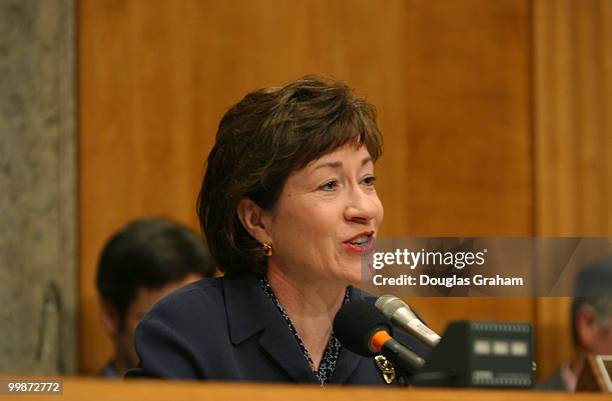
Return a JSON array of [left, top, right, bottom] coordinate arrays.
[[96, 217, 214, 378], [129, 75, 428, 385], [538, 259, 612, 391]]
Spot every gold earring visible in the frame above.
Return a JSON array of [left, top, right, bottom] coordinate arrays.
[[263, 243, 273, 257]]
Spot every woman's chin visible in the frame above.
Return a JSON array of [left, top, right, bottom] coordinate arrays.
[[342, 267, 366, 286]]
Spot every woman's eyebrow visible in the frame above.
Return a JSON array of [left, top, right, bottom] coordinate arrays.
[[312, 161, 342, 171], [361, 157, 373, 166], [311, 157, 372, 172]]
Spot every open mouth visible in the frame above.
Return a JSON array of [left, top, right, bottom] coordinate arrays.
[[344, 231, 376, 253], [349, 236, 370, 245]]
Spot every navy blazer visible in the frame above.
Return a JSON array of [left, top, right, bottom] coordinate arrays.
[[128, 274, 428, 385]]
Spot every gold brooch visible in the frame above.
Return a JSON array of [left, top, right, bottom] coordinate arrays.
[[374, 355, 396, 384]]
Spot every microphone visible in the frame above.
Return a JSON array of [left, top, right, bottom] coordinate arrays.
[[375, 295, 441, 348], [333, 301, 425, 374]]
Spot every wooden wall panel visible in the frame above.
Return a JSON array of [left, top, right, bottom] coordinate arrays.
[[533, 0, 612, 381], [534, 0, 612, 236], [79, 0, 534, 375], [382, 0, 534, 355], [388, 0, 533, 237]]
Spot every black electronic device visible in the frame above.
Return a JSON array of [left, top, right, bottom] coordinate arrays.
[[413, 321, 533, 388]]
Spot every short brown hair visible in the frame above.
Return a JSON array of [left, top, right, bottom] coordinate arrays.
[[197, 75, 383, 275], [96, 217, 213, 324]]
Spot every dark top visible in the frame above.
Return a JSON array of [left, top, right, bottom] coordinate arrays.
[[258, 276, 348, 384], [128, 273, 428, 385]]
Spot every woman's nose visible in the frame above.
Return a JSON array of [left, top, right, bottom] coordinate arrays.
[[344, 188, 380, 224]]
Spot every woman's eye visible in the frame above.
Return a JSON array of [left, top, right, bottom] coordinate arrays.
[[362, 175, 377, 186], [319, 180, 338, 191]]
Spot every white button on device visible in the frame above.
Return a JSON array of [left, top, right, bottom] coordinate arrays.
[[473, 340, 491, 355], [493, 341, 509, 355], [511, 341, 528, 356]]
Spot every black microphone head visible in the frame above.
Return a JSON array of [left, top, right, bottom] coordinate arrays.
[[333, 301, 392, 356]]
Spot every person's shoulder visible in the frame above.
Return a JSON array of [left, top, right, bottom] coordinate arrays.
[[131, 276, 232, 379], [174, 276, 224, 299], [142, 276, 225, 323]]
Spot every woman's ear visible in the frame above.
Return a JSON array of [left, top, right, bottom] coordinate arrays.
[[237, 198, 272, 245]]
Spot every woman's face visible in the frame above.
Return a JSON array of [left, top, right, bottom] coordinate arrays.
[[263, 144, 384, 287]]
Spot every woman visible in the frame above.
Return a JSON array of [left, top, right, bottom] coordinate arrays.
[[130, 75, 426, 385]]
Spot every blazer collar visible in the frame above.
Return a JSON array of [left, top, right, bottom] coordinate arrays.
[[223, 274, 317, 383], [223, 274, 266, 344], [223, 274, 369, 384]]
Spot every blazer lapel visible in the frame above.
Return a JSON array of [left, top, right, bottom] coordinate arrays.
[[223, 274, 317, 383], [258, 316, 317, 383]]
